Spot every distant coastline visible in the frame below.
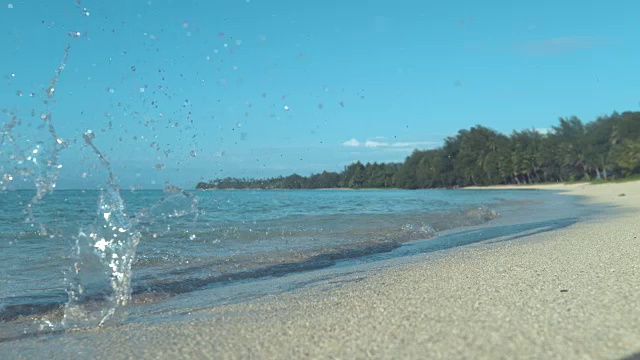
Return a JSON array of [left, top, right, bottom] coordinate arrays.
[[197, 111, 640, 191]]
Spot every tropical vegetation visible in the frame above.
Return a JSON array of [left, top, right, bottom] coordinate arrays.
[[196, 111, 640, 190]]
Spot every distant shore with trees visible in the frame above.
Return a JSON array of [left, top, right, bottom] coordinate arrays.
[[196, 111, 640, 190]]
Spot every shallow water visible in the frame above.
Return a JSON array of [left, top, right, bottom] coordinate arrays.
[[0, 188, 592, 340]]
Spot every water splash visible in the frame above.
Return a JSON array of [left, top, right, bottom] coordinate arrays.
[[463, 207, 499, 222], [29, 45, 71, 225], [63, 131, 200, 328], [2, 2, 203, 331], [0, 45, 70, 235], [0, 116, 21, 192], [63, 130, 141, 328]]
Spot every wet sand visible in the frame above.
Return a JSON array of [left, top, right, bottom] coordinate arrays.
[[4, 181, 640, 359]]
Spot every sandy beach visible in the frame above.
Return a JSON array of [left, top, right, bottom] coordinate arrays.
[[4, 181, 640, 359]]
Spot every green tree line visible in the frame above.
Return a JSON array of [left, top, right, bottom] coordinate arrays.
[[196, 111, 640, 190]]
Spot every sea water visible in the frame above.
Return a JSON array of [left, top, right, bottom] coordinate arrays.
[[0, 187, 593, 341]]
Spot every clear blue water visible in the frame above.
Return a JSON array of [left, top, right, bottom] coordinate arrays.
[[0, 188, 590, 340]]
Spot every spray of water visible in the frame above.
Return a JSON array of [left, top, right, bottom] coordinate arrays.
[[62, 130, 141, 328], [0, 46, 70, 235], [2, 1, 201, 332], [62, 131, 200, 329]]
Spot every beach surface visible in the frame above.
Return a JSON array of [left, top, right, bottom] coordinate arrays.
[[4, 181, 640, 359]]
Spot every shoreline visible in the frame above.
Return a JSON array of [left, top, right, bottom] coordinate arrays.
[[463, 182, 590, 190], [465, 181, 638, 209], [3, 181, 640, 359]]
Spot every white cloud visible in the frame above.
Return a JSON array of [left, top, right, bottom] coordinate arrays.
[[534, 128, 550, 135], [342, 138, 361, 147], [390, 141, 440, 148], [342, 139, 441, 150], [364, 140, 389, 148]]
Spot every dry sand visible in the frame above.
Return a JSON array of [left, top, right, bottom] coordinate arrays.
[[4, 182, 640, 359]]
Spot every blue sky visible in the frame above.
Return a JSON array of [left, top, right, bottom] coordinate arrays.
[[1, 0, 639, 189]]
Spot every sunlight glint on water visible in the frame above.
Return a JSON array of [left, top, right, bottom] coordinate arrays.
[[62, 131, 199, 328], [63, 131, 141, 327]]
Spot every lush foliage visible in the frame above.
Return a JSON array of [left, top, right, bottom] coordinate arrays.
[[196, 111, 640, 190]]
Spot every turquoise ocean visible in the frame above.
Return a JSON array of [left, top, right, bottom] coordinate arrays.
[[0, 188, 593, 341]]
